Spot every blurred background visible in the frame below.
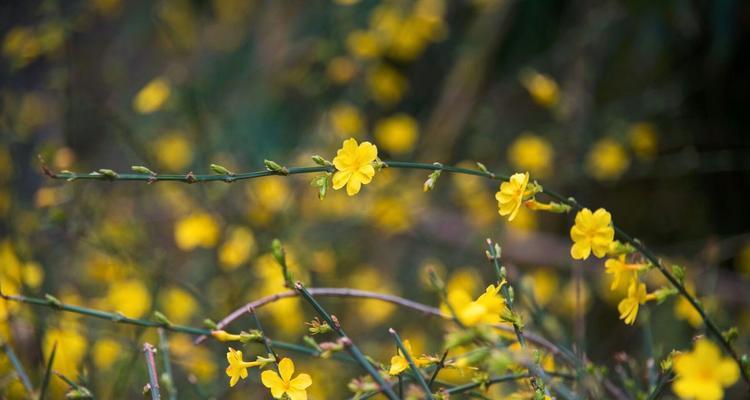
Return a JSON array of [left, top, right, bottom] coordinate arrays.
[[2, 0, 750, 398]]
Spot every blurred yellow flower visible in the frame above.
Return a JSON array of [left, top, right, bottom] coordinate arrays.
[[154, 131, 193, 171], [525, 269, 558, 307], [105, 279, 151, 318], [507, 133, 554, 178], [332, 138, 378, 196], [675, 296, 703, 328], [174, 212, 220, 250], [3, 27, 41, 67], [604, 256, 644, 291], [586, 138, 630, 181], [226, 347, 262, 387], [133, 77, 171, 114], [22, 261, 44, 289], [329, 103, 365, 138], [371, 196, 414, 233], [628, 122, 658, 161], [90, 0, 122, 16], [346, 30, 381, 59], [495, 172, 529, 221], [367, 64, 407, 105], [43, 327, 87, 377], [261, 358, 312, 399], [375, 113, 419, 154], [349, 266, 397, 325], [159, 286, 197, 324], [442, 284, 505, 327], [93, 338, 122, 369], [570, 208, 614, 260], [326, 56, 358, 84], [218, 226, 256, 271], [617, 281, 653, 325], [672, 339, 739, 400], [520, 70, 560, 108]]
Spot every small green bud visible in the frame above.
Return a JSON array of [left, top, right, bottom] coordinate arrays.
[[476, 162, 489, 174], [303, 335, 321, 351], [210, 163, 233, 175], [45, 294, 63, 308], [239, 330, 264, 343], [722, 327, 739, 344], [131, 165, 156, 175], [264, 159, 289, 175], [271, 239, 285, 265], [423, 167, 442, 192], [311, 155, 332, 167], [310, 174, 330, 200], [153, 311, 173, 327], [671, 264, 686, 283], [203, 319, 218, 329], [98, 169, 118, 179]]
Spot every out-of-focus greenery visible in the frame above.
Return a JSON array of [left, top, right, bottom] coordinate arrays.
[[1, 0, 749, 398]]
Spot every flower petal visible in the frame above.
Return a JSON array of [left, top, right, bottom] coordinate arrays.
[[278, 358, 295, 383], [261, 370, 286, 398], [290, 373, 312, 390], [346, 176, 362, 196]]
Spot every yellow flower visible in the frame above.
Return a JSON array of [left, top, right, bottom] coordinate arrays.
[[586, 138, 630, 181], [520, 70, 560, 108], [495, 172, 529, 221], [442, 284, 505, 327], [604, 256, 644, 291], [225, 347, 262, 387], [174, 212, 220, 250], [159, 286, 197, 324], [154, 131, 193, 171], [374, 113, 419, 154], [326, 56, 358, 84], [133, 77, 171, 114], [104, 279, 151, 318], [93, 338, 122, 369], [346, 30, 381, 59], [570, 208, 615, 260], [332, 138, 378, 196], [389, 339, 428, 375], [329, 103, 365, 138], [43, 326, 88, 377], [218, 226, 256, 271], [628, 122, 658, 161], [672, 339, 739, 400], [617, 281, 654, 325], [507, 133, 554, 178], [367, 64, 407, 105], [261, 357, 312, 400]]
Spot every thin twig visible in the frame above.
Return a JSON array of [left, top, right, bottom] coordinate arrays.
[[143, 343, 161, 400], [295, 282, 399, 400], [428, 350, 449, 389], [157, 329, 177, 400], [389, 328, 433, 399]]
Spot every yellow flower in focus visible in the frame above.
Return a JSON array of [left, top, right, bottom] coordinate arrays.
[[218, 226, 256, 271], [367, 64, 407, 105], [154, 131, 194, 171], [442, 284, 505, 327], [586, 138, 630, 182], [628, 122, 658, 161], [43, 327, 87, 377], [507, 133, 554, 178], [133, 77, 171, 114], [389, 339, 427, 375], [617, 281, 654, 325], [159, 286, 197, 324], [226, 347, 262, 387], [346, 30, 381, 59], [495, 172, 529, 221], [93, 338, 122, 369], [261, 358, 312, 399], [105, 279, 151, 318], [520, 70, 560, 108], [329, 103, 365, 138], [672, 339, 739, 400], [374, 114, 419, 154], [570, 208, 615, 260], [332, 138, 378, 196], [604, 256, 644, 291], [174, 212, 220, 250]]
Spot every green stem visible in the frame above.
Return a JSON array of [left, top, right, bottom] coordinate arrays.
[[389, 328, 433, 399], [157, 329, 177, 400], [294, 282, 399, 400], [0, 340, 33, 395]]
